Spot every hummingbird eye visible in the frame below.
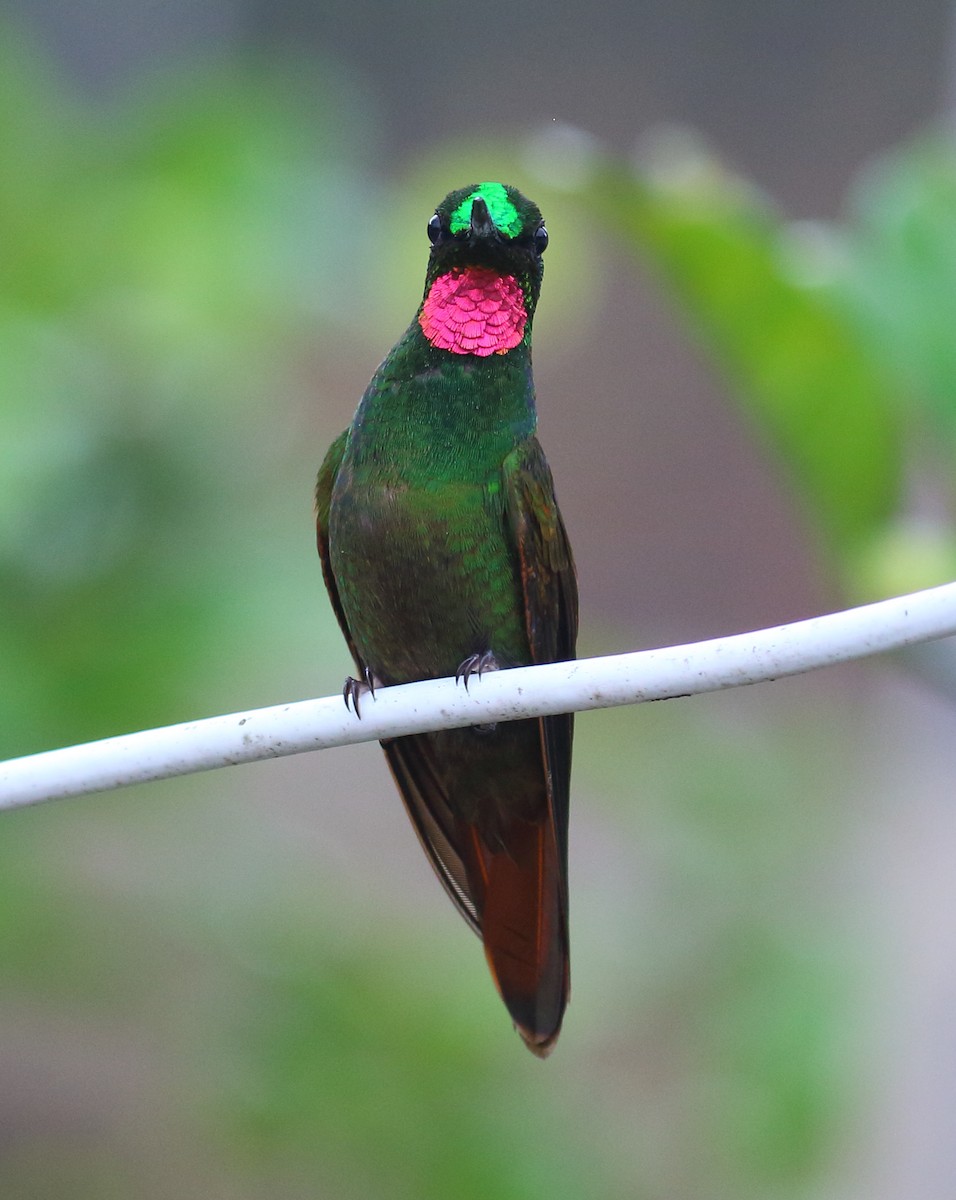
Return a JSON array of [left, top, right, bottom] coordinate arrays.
[[427, 213, 444, 245], [533, 224, 549, 254]]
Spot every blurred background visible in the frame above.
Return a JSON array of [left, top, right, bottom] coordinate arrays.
[[2, 1, 956, 1196]]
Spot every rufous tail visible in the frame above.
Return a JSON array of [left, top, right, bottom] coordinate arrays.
[[467, 819, 569, 1057]]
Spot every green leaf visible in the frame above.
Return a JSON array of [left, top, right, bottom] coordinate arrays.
[[842, 132, 956, 440], [583, 135, 902, 583]]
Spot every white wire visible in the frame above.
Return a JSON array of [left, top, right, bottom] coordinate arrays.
[[2, 580, 956, 811]]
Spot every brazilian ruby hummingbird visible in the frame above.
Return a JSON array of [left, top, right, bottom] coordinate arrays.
[[315, 182, 577, 1056]]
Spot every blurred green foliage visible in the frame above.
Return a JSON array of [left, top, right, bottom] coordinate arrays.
[[1, 21, 954, 1200], [592, 145, 900, 579], [571, 127, 956, 600], [0, 32, 372, 753], [845, 135, 956, 440]]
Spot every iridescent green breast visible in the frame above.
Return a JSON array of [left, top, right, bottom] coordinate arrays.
[[328, 469, 528, 685]]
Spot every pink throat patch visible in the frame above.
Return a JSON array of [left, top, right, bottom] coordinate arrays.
[[419, 267, 526, 357]]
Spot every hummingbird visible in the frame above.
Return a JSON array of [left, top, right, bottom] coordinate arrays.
[[315, 182, 578, 1056]]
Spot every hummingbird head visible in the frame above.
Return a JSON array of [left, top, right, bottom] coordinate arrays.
[[418, 183, 548, 357]]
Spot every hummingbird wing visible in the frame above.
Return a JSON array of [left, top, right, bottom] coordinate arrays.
[[501, 435, 578, 881], [315, 429, 363, 667], [381, 734, 483, 933], [475, 436, 577, 1054], [318, 427, 485, 935]]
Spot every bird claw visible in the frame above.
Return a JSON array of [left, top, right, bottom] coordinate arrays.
[[343, 666, 379, 717], [455, 650, 499, 692]]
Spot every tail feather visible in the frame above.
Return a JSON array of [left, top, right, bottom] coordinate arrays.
[[466, 820, 568, 1057], [382, 729, 570, 1056]]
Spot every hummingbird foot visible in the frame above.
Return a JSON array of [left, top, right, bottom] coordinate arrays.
[[455, 649, 499, 691], [343, 666, 380, 718], [456, 650, 499, 732]]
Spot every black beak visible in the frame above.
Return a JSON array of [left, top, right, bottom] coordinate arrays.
[[469, 196, 498, 240]]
